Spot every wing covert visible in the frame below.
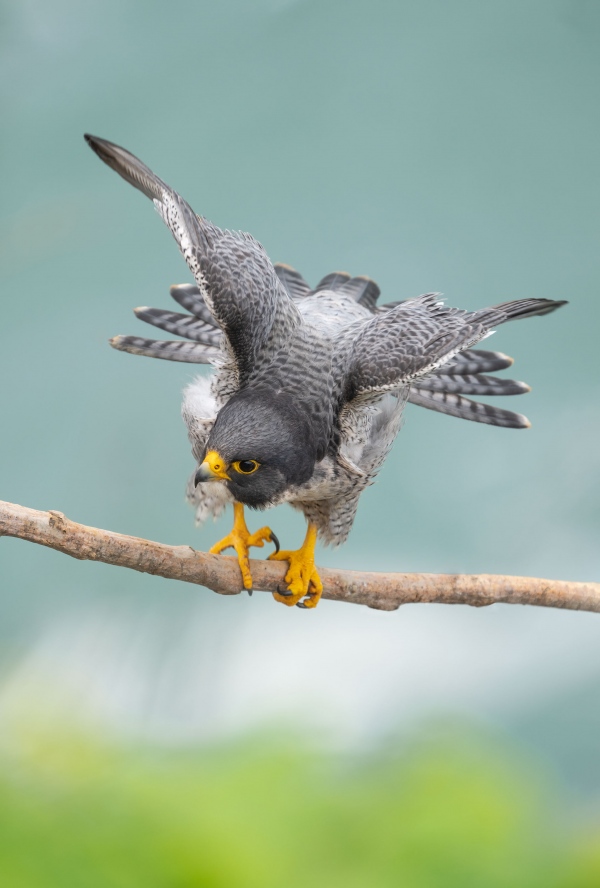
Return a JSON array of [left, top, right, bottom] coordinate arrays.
[[345, 294, 487, 400]]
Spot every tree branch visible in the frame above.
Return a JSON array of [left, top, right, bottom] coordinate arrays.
[[1, 499, 598, 613]]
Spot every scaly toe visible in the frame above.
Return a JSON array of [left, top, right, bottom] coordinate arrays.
[[296, 572, 323, 609], [296, 592, 321, 610], [235, 557, 253, 591], [209, 536, 233, 556], [269, 533, 322, 609], [270, 565, 311, 607], [210, 520, 281, 592], [246, 525, 274, 549]]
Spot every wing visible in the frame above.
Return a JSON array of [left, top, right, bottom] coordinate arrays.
[[345, 293, 565, 402], [85, 135, 300, 384], [344, 294, 487, 400]]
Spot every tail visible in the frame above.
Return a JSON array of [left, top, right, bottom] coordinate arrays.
[[408, 388, 531, 429], [109, 283, 223, 364]]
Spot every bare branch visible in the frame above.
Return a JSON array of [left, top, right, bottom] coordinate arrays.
[[1, 499, 598, 613]]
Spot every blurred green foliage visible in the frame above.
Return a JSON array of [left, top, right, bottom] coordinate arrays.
[[0, 724, 598, 887]]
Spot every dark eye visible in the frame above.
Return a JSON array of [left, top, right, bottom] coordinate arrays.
[[232, 459, 260, 475]]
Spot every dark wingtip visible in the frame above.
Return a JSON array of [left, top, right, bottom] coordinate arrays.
[[537, 299, 568, 316], [84, 133, 110, 155], [532, 298, 569, 317], [84, 133, 128, 169], [84, 133, 119, 166], [83, 133, 165, 201]]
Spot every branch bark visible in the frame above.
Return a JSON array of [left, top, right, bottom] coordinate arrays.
[[1, 499, 598, 613]]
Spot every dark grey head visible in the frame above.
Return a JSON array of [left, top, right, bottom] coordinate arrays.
[[195, 387, 318, 508]]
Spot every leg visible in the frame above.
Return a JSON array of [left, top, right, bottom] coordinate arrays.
[[269, 522, 323, 609], [210, 502, 279, 592]]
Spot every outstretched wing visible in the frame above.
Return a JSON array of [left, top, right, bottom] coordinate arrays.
[[85, 135, 300, 384], [345, 293, 565, 402], [345, 294, 487, 400]]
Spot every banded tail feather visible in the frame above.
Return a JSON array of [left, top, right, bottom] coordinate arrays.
[[313, 271, 351, 293], [439, 348, 514, 375], [109, 282, 224, 363], [416, 372, 530, 397], [274, 264, 311, 300], [110, 335, 218, 363], [169, 283, 219, 326], [408, 388, 531, 429], [133, 306, 222, 346], [337, 276, 381, 310], [311, 270, 382, 310]]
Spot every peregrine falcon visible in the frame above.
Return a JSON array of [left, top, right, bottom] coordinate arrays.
[[85, 135, 565, 608]]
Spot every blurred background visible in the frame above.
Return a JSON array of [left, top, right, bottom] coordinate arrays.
[[1, 0, 599, 884]]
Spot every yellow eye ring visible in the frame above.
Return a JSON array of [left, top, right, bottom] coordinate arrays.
[[232, 459, 260, 475]]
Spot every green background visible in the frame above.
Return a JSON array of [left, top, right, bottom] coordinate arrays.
[[1, 0, 599, 883]]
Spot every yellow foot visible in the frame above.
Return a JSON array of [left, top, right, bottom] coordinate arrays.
[[210, 502, 279, 592], [268, 523, 323, 609]]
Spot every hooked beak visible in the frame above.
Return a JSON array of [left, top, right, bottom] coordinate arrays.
[[194, 450, 230, 485]]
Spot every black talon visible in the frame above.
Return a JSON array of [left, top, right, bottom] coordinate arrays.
[[276, 584, 293, 597], [296, 600, 308, 609], [270, 530, 280, 555], [247, 588, 253, 597]]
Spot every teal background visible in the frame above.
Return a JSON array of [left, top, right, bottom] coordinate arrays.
[[0, 1, 599, 881]]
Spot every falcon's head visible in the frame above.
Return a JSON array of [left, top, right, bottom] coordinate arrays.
[[195, 387, 317, 508]]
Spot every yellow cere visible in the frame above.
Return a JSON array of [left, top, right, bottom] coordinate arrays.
[[202, 450, 230, 480]]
